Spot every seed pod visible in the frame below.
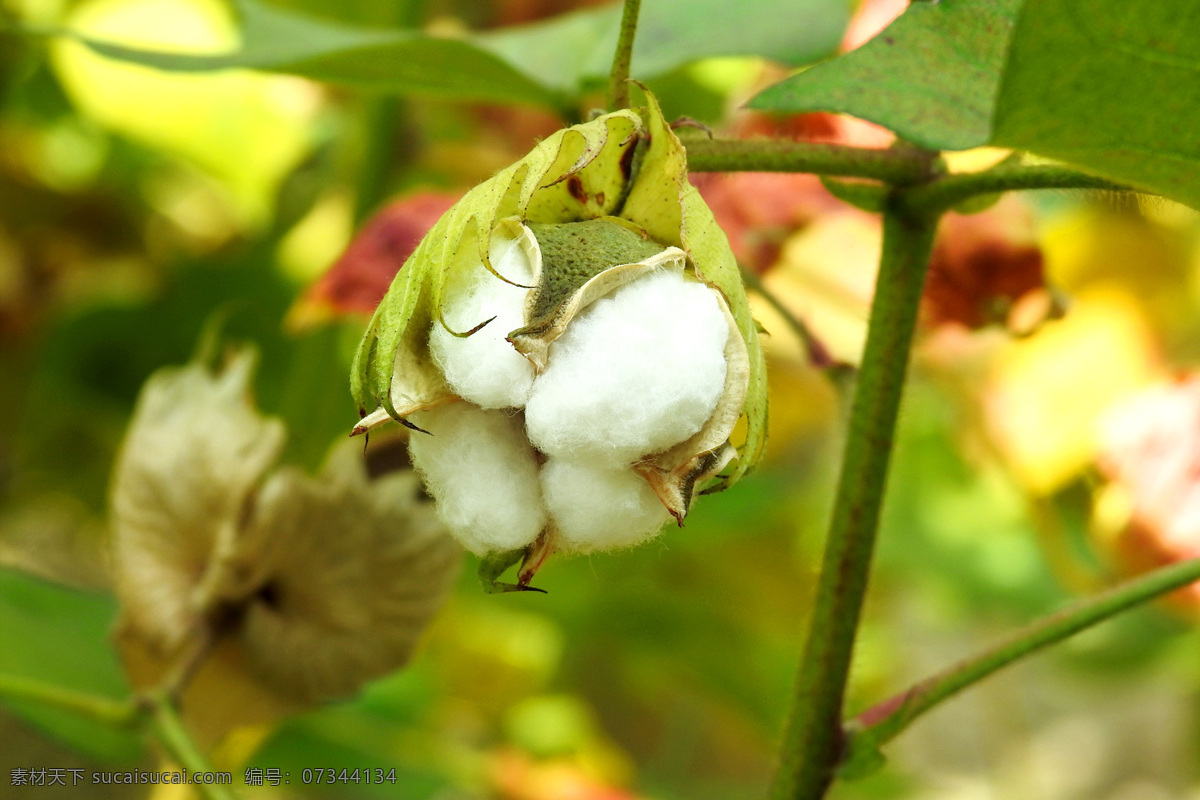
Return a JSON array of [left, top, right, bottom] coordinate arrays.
[[350, 90, 767, 575], [111, 352, 460, 733]]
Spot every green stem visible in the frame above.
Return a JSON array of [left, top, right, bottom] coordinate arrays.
[[0, 673, 138, 727], [142, 690, 239, 800], [607, 0, 642, 110], [685, 138, 934, 185], [902, 164, 1130, 217], [845, 556, 1200, 768], [770, 203, 939, 800], [740, 267, 838, 369], [0, 675, 238, 799]]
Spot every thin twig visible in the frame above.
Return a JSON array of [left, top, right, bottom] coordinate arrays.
[[685, 138, 935, 185], [739, 267, 840, 369], [0, 672, 138, 727], [141, 690, 239, 800], [607, 0, 642, 110], [901, 164, 1131, 217], [843, 556, 1200, 773]]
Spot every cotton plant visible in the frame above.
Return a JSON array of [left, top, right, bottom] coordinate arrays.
[[350, 92, 767, 589]]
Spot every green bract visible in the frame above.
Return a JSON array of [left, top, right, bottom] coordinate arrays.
[[351, 92, 766, 499]]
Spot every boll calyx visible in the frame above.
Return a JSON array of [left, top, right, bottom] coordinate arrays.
[[350, 92, 767, 579]]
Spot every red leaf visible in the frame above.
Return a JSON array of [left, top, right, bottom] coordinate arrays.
[[292, 191, 460, 325]]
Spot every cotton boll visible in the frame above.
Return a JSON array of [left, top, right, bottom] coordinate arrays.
[[409, 403, 546, 556], [431, 234, 536, 408], [525, 269, 729, 467], [542, 459, 671, 553]]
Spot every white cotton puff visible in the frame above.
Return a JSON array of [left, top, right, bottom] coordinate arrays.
[[542, 459, 671, 553], [431, 234, 536, 409], [525, 269, 729, 467], [408, 403, 546, 556]]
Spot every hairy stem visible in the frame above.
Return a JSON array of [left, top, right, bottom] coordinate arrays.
[[901, 163, 1130, 216], [845, 556, 1200, 769], [142, 690, 239, 800], [0, 673, 137, 727], [607, 0, 642, 110], [770, 204, 938, 800], [685, 138, 934, 185]]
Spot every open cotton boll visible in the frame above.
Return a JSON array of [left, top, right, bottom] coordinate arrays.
[[525, 269, 729, 468], [542, 459, 672, 553], [408, 402, 546, 556], [430, 234, 536, 409]]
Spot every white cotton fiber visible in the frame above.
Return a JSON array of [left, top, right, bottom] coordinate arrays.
[[431, 234, 536, 409], [408, 403, 546, 556], [541, 459, 671, 553], [525, 269, 729, 467]]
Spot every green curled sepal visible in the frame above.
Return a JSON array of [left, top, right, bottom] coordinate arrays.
[[478, 546, 548, 594]]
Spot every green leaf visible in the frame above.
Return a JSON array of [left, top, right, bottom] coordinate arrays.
[[51, 0, 846, 113], [0, 568, 141, 762], [60, 0, 559, 107], [476, 0, 849, 96], [990, 0, 1200, 209], [748, 0, 1022, 151]]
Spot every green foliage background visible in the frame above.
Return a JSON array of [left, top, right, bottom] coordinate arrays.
[[1, 0, 1198, 798]]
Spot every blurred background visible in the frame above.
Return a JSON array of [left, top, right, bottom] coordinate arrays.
[[1, 0, 1198, 798]]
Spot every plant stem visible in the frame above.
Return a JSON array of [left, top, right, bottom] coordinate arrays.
[[607, 0, 642, 110], [0, 674, 239, 798], [844, 556, 1200, 768], [685, 138, 934, 185], [0, 672, 138, 727], [740, 267, 839, 369], [901, 164, 1130, 216], [770, 203, 938, 800], [142, 690, 239, 800]]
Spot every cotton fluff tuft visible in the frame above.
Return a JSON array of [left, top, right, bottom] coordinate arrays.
[[408, 402, 545, 556], [431, 234, 535, 409], [525, 268, 729, 468], [541, 459, 671, 553]]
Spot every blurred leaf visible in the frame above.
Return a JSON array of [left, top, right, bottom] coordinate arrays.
[[0, 568, 141, 762], [991, 0, 1200, 209], [748, 0, 1021, 151], [262, 0, 420, 28], [476, 0, 850, 97], [58, 0, 559, 107], [52, 0, 847, 112], [290, 191, 460, 324]]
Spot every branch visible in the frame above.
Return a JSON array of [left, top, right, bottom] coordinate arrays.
[[0, 674, 239, 799], [0, 673, 137, 727], [684, 138, 934, 185], [842, 556, 1200, 774], [769, 202, 939, 800], [607, 0, 642, 110], [142, 690, 239, 800], [901, 164, 1131, 217], [739, 267, 840, 369]]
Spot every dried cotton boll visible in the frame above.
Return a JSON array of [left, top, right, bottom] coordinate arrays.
[[541, 459, 672, 553], [111, 352, 284, 654], [430, 232, 536, 409], [525, 269, 730, 468], [408, 402, 546, 555], [237, 440, 460, 703]]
